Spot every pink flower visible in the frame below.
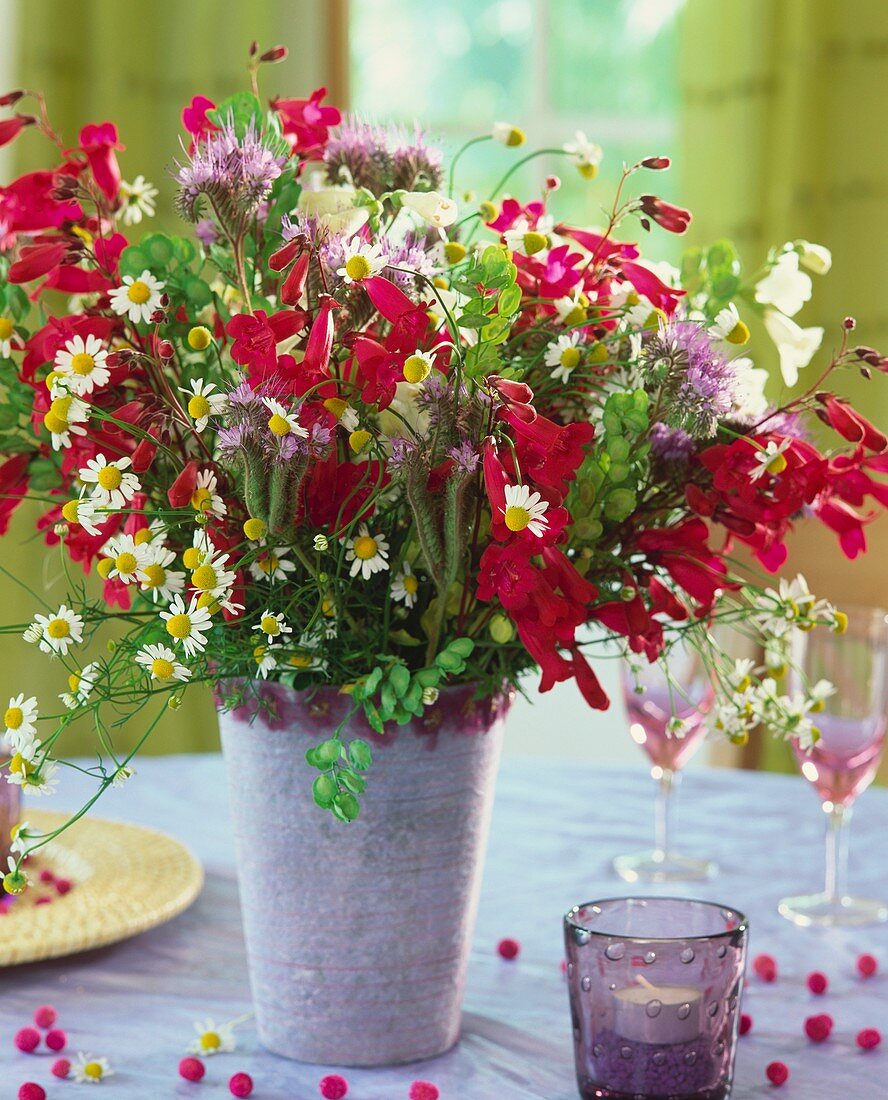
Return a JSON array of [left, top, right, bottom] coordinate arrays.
[[272, 87, 341, 158], [79, 122, 124, 203], [182, 95, 218, 140]]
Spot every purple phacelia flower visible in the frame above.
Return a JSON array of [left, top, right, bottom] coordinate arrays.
[[447, 438, 480, 475], [649, 422, 696, 462], [643, 321, 737, 439]]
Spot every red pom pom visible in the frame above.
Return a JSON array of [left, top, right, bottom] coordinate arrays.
[[753, 953, 777, 982], [766, 1061, 789, 1086], [560, 958, 567, 975], [17, 1085, 46, 1100], [45, 1028, 66, 1052], [497, 937, 520, 960], [409, 1083, 440, 1100], [229, 1072, 254, 1098], [857, 953, 878, 978], [807, 971, 829, 995], [857, 1027, 882, 1050], [34, 896, 52, 906], [179, 1057, 206, 1082], [14, 1027, 40, 1053], [739, 1012, 753, 1036], [319, 1074, 349, 1099], [33, 1005, 57, 1029], [54, 878, 72, 895], [51, 1058, 71, 1078], [38, 870, 54, 884], [804, 1013, 833, 1043]]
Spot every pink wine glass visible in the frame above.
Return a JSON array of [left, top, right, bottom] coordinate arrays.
[[614, 647, 717, 884], [779, 606, 888, 927]]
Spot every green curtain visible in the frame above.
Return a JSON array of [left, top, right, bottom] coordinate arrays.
[[2, 0, 337, 755], [680, 0, 888, 777]]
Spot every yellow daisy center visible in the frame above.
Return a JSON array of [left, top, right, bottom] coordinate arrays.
[[345, 254, 372, 281], [97, 466, 123, 491], [253, 644, 267, 662], [47, 618, 71, 639], [200, 1031, 221, 1052], [257, 555, 279, 575], [504, 505, 531, 532], [348, 429, 372, 454], [563, 304, 586, 327], [289, 652, 312, 668], [191, 564, 218, 591], [197, 593, 221, 613], [727, 320, 750, 345], [165, 613, 192, 640], [403, 355, 431, 384], [97, 558, 115, 579], [766, 452, 788, 475], [0, 317, 14, 340], [522, 231, 548, 256], [188, 326, 212, 351], [61, 500, 80, 524], [243, 518, 266, 541], [353, 536, 378, 561], [444, 241, 467, 264], [188, 395, 211, 421], [68, 672, 81, 692], [182, 547, 203, 570], [127, 280, 151, 304], [322, 597, 336, 617], [70, 352, 95, 376], [4, 707, 23, 730], [115, 552, 138, 575], [142, 563, 166, 588], [323, 397, 347, 420], [559, 346, 581, 370], [403, 574, 419, 595], [10, 754, 33, 776], [267, 413, 291, 436], [151, 656, 174, 679], [260, 614, 280, 636], [191, 487, 212, 512], [133, 528, 152, 546], [84, 1062, 104, 1079]]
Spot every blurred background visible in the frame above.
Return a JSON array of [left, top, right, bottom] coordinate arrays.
[[1, 0, 886, 778]]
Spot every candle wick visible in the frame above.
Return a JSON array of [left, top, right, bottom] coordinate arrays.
[[635, 974, 659, 992]]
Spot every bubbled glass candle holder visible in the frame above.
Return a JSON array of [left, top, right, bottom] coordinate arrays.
[[564, 897, 748, 1100]]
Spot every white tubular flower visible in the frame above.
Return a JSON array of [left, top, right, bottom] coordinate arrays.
[[108, 269, 165, 324], [53, 334, 111, 395], [793, 239, 832, 276], [400, 190, 459, 228], [80, 453, 141, 510], [754, 251, 812, 317], [763, 310, 824, 387]]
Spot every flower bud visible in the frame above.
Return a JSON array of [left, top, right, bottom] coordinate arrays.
[[313, 534, 329, 552], [641, 156, 671, 170], [260, 45, 288, 63]]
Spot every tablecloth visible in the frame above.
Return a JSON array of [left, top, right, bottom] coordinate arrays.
[[2, 757, 886, 1099]]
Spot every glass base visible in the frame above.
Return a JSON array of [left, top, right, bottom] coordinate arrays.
[[778, 892, 888, 928], [613, 850, 718, 884]]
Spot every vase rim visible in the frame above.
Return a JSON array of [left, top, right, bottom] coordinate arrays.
[[565, 896, 748, 942]]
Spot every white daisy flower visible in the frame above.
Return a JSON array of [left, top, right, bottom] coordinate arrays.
[[253, 609, 293, 644], [191, 468, 227, 518], [286, 630, 328, 674], [59, 663, 99, 710], [188, 1018, 237, 1056], [545, 331, 583, 383], [391, 562, 419, 608], [3, 694, 38, 743], [61, 495, 108, 537], [502, 483, 550, 537], [553, 290, 586, 326], [43, 393, 89, 451], [80, 453, 141, 509], [563, 131, 603, 177], [118, 175, 158, 226], [189, 549, 236, 600], [253, 643, 279, 680], [337, 239, 388, 284], [710, 303, 746, 343], [248, 547, 297, 583], [102, 534, 151, 585], [53, 333, 111, 395], [180, 378, 228, 432], [108, 269, 165, 324], [26, 605, 84, 657], [9, 821, 32, 858], [159, 594, 213, 657], [8, 752, 59, 797], [0, 315, 20, 357], [262, 396, 308, 439], [135, 642, 192, 683], [492, 121, 525, 147], [73, 1053, 115, 1084], [345, 523, 390, 580], [139, 545, 186, 603], [750, 438, 791, 481], [183, 528, 219, 571]]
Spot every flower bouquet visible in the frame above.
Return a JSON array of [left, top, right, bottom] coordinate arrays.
[[1, 44, 886, 1064]]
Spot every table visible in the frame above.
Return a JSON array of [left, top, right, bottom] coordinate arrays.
[[2, 758, 886, 1099]]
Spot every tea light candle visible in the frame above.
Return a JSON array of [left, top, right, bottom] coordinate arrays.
[[613, 974, 703, 1044]]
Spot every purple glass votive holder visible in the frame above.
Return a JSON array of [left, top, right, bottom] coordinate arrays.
[[564, 897, 748, 1100]]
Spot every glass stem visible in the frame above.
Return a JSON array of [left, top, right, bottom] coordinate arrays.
[[654, 768, 678, 859], [824, 802, 852, 903]]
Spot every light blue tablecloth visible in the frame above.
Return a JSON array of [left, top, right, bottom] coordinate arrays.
[[2, 758, 886, 1099]]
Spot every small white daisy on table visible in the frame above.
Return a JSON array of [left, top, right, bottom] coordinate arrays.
[[545, 331, 584, 383], [249, 547, 297, 583], [262, 396, 308, 439], [59, 663, 99, 710], [253, 609, 293, 645], [345, 523, 390, 580], [188, 1018, 237, 1056], [108, 269, 164, 324], [26, 604, 84, 657], [135, 642, 192, 683], [139, 545, 186, 603], [73, 1052, 115, 1083], [180, 378, 228, 432], [159, 594, 213, 658], [4, 694, 38, 742], [80, 453, 141, 510], [502, 484, 550, 537], [53, 333, 111, 395], [191, 468, 227, 518], [337, 239, 388, 284], [101, 534, 151, 585], [118, 174, 158, 225], [391, 562, 419, 608]]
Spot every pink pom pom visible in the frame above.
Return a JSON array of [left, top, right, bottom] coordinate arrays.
[[319, 1074, 349, 1099], [857, 1027, 882, 1050], [179, 1057, 206, 1081], [54, 878, 72, 895], [33, 1005, 57, 1029], [14, 1027, 40, 1053], [857, 953, 878, 978], [753, 953, 777, 982], [807, 971, 829, 995], [766, 1061, 789, 1086], [804, 1013, 833, 1043], [51, 1058, 71, 1078], [45, 1028, 66, 1052], [739, 1012, 753, 1036], [497, 937, 520, 960], [229, 1072, 254, 1098], [409, 1082, 440, 1100], [17, 1085, 46, 1100]]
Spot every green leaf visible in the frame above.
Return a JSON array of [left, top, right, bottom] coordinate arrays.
[[388, 629, 422, 647], [182, 276, 213, 308], [364, 701, 385, 735], [206, 92, 263, 138], [364, 667, 383, 695], [448, 637, 475, 658], [415, 667, 441, 688], [497, 284, 522, 315], [304, 746, 321, 768], [380, 680, 397, 716], [140, 232, 175, 267], [456, 312, 494, 330], [348, 739, 372, 771], [312, 774, 337, 807], [389, 663, 410, 698], [118, 246, 150, 278], [340, 770, 366, 795], [316, 738, 341, 767], [435, 650, 464, 673], [333, 791, 361, 821]]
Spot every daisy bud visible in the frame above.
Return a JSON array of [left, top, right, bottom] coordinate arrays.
[[422, 687, 439, 706], [492, 121, 526, 147], [489, 613, 515, 644], [150, 309, 166, 325], [188, 325, 212, 350], [313, 534, 329, 552], [478, 201, 498, 223], [4, 869, 28, 895], [249, 39, 259, 57], [403, 353, 432, 383], [243, 517, 267, 541], [157, 340, 175, 360]]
